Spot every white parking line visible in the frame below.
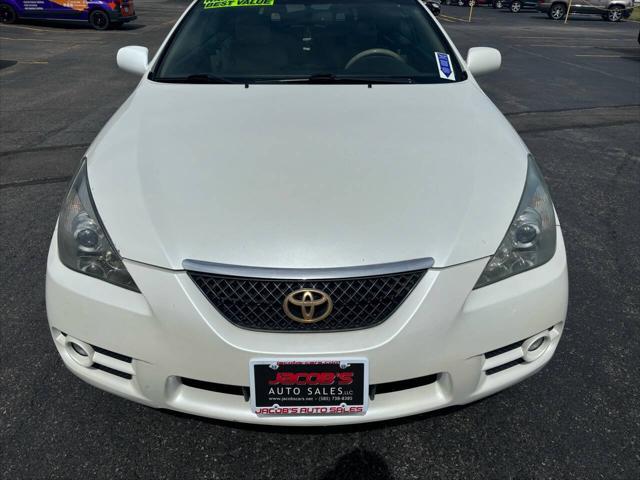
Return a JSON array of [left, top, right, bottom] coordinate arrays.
[[522, 44, 619, 48], [0, 24, 51, 32], [576, 54, 640, 58], [507, 45, 640, 83], [440, 14, 469, 22], [0, 36, 57, 42], [0, 36, 100, 45], [509, 36, 622, 40]]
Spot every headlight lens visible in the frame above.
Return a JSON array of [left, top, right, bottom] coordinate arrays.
[[58, 159, 139, 292], [474, 155, 556, 289]]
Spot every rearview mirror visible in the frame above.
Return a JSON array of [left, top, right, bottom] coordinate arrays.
[[466, 47, 501, 77], [117, 46, 149, 76]]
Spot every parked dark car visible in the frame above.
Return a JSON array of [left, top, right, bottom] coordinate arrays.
[[422, 0, 441, 15], [443, 0, 501, 6], [502, 0, 540, 12]]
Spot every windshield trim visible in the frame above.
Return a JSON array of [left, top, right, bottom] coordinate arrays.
[[151, 74, 466, 85]]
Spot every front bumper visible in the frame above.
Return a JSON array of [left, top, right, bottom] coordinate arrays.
[[46, 228, 568, 426]]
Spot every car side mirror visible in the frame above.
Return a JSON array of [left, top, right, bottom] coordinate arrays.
[[466, 47, 501, 77], [117, 46, 149, 75]]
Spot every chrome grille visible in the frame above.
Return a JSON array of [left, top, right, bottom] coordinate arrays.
[[188, 269, 427, 332]]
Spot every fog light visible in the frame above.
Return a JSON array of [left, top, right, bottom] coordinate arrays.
[[64, 336, 94, 367], [527, 337, 545, 352], [71, 342, 89, 357], [522, 332, 551, 362]]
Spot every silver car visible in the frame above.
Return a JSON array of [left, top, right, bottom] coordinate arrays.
[[538, 0, 633, 21]]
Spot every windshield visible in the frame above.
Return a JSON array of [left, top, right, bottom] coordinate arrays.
[[153, 0, 465, 84]]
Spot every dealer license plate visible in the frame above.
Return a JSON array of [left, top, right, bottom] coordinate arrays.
[[250, 358, 368, 417]]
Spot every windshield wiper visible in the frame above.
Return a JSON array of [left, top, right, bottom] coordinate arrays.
[[155, 74, 236, 84], [254, 74, 413, 84]]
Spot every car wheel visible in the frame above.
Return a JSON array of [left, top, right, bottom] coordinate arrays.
[[457, 0, 465, 5], [0, 3, 17, 24], [493, 0, 504, 8], [511, 0, 522, 12], [89, 9, 110, 30], [607, 5, 623, 22], [549, 2, 566, 19]]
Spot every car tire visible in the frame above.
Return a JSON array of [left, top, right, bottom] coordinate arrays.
[[89, 9, 110, 30], [457, 0, 465, 5], [549, 2, 566, 19], [606, 5, 623, 22], [0, 3, 17, 24], [511, 0, 522, 12], [493, 0, 504, 8]]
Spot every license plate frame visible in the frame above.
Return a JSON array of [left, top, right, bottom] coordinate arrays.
[[250, 358, 369, 417]]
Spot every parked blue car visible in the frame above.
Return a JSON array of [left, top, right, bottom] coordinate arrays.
[[0, 0, 136, 30]]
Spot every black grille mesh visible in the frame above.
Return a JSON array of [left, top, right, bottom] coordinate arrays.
[[188, 270, 427, 332]]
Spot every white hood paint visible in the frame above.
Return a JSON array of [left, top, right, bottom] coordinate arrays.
[[87, 80, 528, 271]]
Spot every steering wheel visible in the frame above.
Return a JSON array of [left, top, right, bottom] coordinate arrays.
[[345, 48, 406, 71]]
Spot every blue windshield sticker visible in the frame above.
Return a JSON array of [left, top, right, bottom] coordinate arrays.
[[435, 52, 455, 81]]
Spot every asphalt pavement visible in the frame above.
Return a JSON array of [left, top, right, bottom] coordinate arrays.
[[1, 2, 639, 479]]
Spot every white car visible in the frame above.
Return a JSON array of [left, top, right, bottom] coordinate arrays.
[[46, 0, 568, 425]]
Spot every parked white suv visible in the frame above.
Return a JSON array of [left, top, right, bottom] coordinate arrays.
[[538, 0, 633, 21]]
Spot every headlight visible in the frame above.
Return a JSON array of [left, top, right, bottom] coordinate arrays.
[[474, 155, 556, 289], [57, 159, 139, 292]]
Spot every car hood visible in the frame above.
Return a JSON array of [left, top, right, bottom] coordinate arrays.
[[87, 80, 528, 271]]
